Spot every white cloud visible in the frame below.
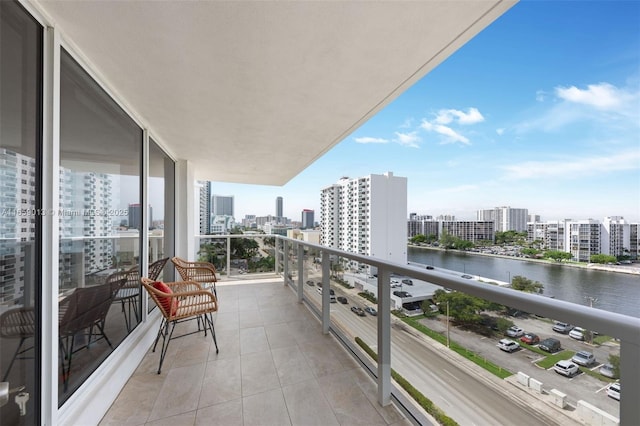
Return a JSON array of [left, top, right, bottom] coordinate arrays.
[[501, 151, 640, 180], [393, 131, 421, 148], [496, 128, 505, 135], [434, 107, 485, 125], [536, 90, 546, 102], [421, 120, 470, 145], [399, 118, 414, 128], [555, 82, 631, 110], [431, 184, 478, 194], [354, 136, 389, 144]]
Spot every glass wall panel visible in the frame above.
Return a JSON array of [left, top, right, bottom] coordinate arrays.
[[0, 1, 42, 424], [59, 49, 142, 404], [147, 139, 174, 312]]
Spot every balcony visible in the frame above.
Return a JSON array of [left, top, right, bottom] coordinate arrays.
[[100, 277, 408, 425], [96, 235, 639, 425]]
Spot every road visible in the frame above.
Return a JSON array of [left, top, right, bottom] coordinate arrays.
[[306, 284, 579, 426]]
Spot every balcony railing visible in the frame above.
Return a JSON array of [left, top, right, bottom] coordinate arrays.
[[194, 233, 638, 424]]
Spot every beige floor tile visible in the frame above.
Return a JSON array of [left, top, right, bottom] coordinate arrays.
[[281, 379, 339, 426], [147, 363, 206, 421], [265, 323, 298, 349], [99, 373, 164, 425], [271, 346, 315, 386], [144, 411, 196, 426], [214, 311, 239, 331], [239, 326, 269, 355], [240, 351, 280, 397], [195, 399, 243, 426], [242, 388, 291, 426], [199, 356, 242, 408], [172, 336, 213, 369], [238, 308, 263, 328], [298, 340, 353, 378], [209, 328, 239, 361]]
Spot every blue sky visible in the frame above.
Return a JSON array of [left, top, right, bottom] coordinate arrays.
[[212, 1, 640, 223]]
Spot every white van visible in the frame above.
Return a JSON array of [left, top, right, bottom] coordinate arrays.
[[317, 287, 336, 303]]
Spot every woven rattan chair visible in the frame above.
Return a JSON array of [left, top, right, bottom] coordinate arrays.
[[0, 307, 36, 381], [171, 256, 218, 297], [59, 271, 127, 390], [141, 277, 219, 374], [115, 258, 169, 331]]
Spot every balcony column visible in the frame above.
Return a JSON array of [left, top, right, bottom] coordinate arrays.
[[620, 340, 640, 424], [226, 236, 231, 278], [377, 267, 391, 406], [283, 239, 289, 287], [297, 242, 304, 302], [274, 237, 280, 275], [321, 250, 330, 334], [174, 160, 196, 260]]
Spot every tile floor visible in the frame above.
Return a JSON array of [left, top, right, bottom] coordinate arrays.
[[100, 280, 411, 425]]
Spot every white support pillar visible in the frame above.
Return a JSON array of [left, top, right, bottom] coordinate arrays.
[[297, 242, 304, 302], [174, 160, 195, 260], [377, 267, 391, 406], [274, 237, 280, 275], [226, 236, 231, 278], [620, 340, 640, 424], [321, 251, 330, 334]]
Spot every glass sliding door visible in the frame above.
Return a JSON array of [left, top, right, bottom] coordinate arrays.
[[58, 49, 142, 404], [0, 1, 42, 424], [147, 139, 174, 312]]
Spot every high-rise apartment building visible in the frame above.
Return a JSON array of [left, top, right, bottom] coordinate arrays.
[[276, 196, 283, 219], [128, 203, 152, 230], [301, 209, 314, 229], [527, 220, 568, 251], [320, 172, 407, 265], [478, 206, 528, 232], [602, 216, 631, 258], [212, 194, 234, 217], [198, 180, 212, 234], [440, 220, 495, 243], [568, 219, 601, 262]]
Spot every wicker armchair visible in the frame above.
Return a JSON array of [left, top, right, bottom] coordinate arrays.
[[0, 307, 36, 381], [115, 257, 169, 331], [141, 277, 219, 374], [171, 256, 218, 296]]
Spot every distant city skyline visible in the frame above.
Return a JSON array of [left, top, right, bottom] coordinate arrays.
[[207, 2, 640, 223]]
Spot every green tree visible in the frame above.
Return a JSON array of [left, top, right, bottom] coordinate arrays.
[[590, 254, 617, 264], [521, 248, 541, 257], [425, 234, 438, 243], [454, 239, 474, 251], [410, 234, 427, 244], [439, 230, 457, 249], [544, 250, 573, 262], [433, 291, 489, 325], [511, 275, 544, 293]]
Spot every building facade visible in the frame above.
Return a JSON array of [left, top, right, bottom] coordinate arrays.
[[198, 180, 212, 234], [301, 209, 314, 229], [478, 206, 528, 232], [320, 172, 407, 266]]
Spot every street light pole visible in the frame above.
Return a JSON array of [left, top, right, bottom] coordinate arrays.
[[446, 300, 450, 348]]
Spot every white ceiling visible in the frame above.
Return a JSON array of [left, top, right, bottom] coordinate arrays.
[[34, 0, 516, 185]]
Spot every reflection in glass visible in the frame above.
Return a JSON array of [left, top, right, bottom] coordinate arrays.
[[0, 1, 42, 424], [59, 49, 142, 404]]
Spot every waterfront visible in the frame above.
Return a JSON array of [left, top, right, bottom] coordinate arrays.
[[408, 246, 640, 318]]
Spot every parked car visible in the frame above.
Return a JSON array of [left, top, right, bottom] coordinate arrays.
[[520, 332, 540, 345], [497, 338, 520, 353], [393, 291, 412, 298], [552, 321, 573, 334], [506, 326, 524, 338], [461, 274, 473, 279], [539, 337, 561, 353], [553, 360, 579, 377], [572, 350, 596, 366], [607, 382, 621, 401], [401, 279, 413, 286], [599, 363, 617, 378], [426, 265, 435, 270], [337, 296, 348, 304], [364, 307, 377, 316], [350, 306, 366, 316], [569, 327, 585, 340], [306, 280, 315, 286]]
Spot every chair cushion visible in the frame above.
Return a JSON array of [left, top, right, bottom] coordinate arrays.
[[153, 281, 179, 316]]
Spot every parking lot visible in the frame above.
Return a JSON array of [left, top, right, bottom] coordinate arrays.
[[418, 313, 621, 417]]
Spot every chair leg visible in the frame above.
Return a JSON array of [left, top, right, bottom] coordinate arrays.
[[157, 321, 176, 374], [2, 337, 27, 381], [152, 318, 167, 352], [204, 313, 219, 354]]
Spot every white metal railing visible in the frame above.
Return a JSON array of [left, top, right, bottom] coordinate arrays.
[[271, 235, 639, 425]]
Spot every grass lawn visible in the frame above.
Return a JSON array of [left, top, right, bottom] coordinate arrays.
[[592, 334, 613, 345], [536, 350, 574, 369]]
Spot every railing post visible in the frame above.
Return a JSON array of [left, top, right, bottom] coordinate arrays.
[[297, 242, 304, 302], [274, 237, 280, 275], [620, 340, 640, 424], [321, 250, 330, 334], [226, 236, 231, 278], [283, 239, 289, 286], [377, 267, 391, 406]]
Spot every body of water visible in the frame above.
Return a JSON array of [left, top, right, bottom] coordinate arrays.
[[408, 246, 640, 318]]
